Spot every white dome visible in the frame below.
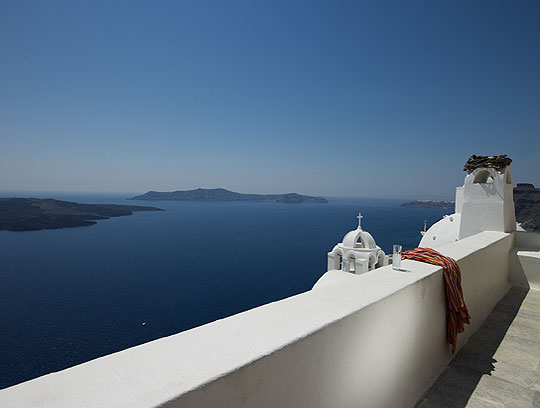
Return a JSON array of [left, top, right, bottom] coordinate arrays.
[[342, 229, 377, 249]]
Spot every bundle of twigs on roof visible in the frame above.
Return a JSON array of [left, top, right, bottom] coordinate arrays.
[[463, 154, 512, 172]]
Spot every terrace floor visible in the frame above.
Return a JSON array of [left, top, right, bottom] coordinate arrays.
[[416, 286, 540, 408]]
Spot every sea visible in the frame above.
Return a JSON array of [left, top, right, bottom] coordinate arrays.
[[0, 193, 451, 389]]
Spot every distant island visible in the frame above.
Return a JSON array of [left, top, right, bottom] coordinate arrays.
[[401, 183, 540, 232], [401, 200, 455, 209], [0, 198, 163, 232], [130, 188, 328, 204]]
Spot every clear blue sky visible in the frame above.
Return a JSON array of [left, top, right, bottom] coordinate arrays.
[[1, 0, 539, 199]]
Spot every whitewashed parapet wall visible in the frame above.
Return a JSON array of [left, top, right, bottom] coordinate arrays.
[[510, 231, 540, 290], [0, 231, 515, 408]]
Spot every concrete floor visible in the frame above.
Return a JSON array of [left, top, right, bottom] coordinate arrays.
[[416, 287, 540, 408]]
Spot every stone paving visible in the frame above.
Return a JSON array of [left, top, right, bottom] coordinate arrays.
[[416, 287, 540, 408]]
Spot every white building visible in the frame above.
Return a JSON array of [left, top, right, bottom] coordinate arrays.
[[327, 213, 389, 274], [420, 163, 519, 249]]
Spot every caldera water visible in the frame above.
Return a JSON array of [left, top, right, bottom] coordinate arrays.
[[0, 193, 450, 389]]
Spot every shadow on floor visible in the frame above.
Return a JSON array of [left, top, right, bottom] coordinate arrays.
[[416, 286, 530, 408]]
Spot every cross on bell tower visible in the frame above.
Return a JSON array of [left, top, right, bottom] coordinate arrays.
[[357, 213, 363, 230]]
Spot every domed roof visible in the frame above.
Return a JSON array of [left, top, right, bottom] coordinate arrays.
[[340, 213, 377, 249], [342, 229, 377, 249]]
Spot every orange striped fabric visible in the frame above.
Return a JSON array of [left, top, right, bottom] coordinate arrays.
[[401, 247, 471, 353]]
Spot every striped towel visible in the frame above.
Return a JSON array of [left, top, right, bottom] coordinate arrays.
[[401, 247, 471, 353]]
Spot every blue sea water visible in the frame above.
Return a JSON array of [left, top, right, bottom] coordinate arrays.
[[0, 193, 451, 389]]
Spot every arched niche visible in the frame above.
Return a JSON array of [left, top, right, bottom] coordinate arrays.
[[473, 169, 495, 184]]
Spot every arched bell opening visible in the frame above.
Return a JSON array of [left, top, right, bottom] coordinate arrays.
[[376, 251, 385, 268], [336, 253, 343, 271], [354, 237, 365, 249], [348, 255, 356, 273], [473, 170, 495, 184], [368, 255, 377, 271]]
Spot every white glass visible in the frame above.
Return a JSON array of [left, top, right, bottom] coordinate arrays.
[[392, 244, 402, 270]]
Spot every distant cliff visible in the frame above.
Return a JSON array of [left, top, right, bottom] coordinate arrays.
[[514, 183, 540, 232], [0, 198, 163, 231], [401, 200, 455, 209], [130, 188, 328, 204]]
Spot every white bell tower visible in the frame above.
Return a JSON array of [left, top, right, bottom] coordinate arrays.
[[327, 213, 389, 274], [420, 155, 517, 248], [456, 165, 515, 239]]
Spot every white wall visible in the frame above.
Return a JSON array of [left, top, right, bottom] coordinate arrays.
[[514, 230, 540, 248], [509, 231, 540, 290], [0, 232, 515, 408]]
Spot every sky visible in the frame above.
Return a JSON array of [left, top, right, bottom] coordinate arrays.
[[1, 0, 539, 199]]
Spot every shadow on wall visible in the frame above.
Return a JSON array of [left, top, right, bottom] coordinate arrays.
[[415, 287, 528, 407]]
